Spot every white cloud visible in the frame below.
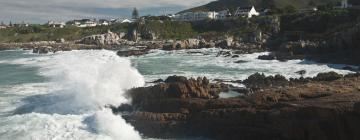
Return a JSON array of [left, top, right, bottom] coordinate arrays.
[[0, 0, 214, 23]]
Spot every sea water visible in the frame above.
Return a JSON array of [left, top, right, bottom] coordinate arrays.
[[0, 49, 353, 140]]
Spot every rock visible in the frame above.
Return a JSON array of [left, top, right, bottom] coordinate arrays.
[[32, 46, 54, 54], [243, 73, 289, 89], [343, 66, 355, 71], [295, 70, 306, 77], [313, 72, 343, 81], [117, 49, 149, 57], [216, 51, 232, 57], [77, 30, 121, 46], [258, 54, 276, 60], [151, 79, 164, 83], [232, 55, 240, 58], [114, 74, 360, 140], [162, 39, 200, 50], [234, 60, 248, 63], [56, 38, 65, 43]]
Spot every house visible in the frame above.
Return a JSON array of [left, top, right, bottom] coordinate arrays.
[[98, 19, 110, 26], [174, 11, 218, 21], [121, 19, 133, 23], [234, 6, 260, 18], [71, 19, 97, 27], [216, 10, 231, 20], [47, 21, 65, 28], [0, 25, 7, 29], [342, 0, 350, 8], [13, 23, 29, 27]]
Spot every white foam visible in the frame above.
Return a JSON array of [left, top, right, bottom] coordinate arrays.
[[0, 50, 145, 140]]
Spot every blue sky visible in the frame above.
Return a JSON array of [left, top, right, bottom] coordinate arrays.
[[0, 0, 214, 24]]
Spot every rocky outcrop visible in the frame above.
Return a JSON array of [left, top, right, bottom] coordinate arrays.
[[77, 30, 123, 46], [114, 73, 360, 140], [117, 49, 149, 57], [162, 39, 201, 50], [32, 46, 54, 54]]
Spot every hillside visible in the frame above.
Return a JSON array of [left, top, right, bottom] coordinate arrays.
[[181, 0, 342, 13]]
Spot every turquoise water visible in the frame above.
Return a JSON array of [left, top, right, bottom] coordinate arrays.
[[0, 49, 354, 140]]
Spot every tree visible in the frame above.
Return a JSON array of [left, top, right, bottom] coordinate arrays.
[[132, 7, 139, 20]]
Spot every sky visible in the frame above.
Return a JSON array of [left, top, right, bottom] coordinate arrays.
[[0, 0, 214, 24]]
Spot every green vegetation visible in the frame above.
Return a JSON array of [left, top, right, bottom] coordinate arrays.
[[0, 24, 129, 43], [132, 20, 196, 40]]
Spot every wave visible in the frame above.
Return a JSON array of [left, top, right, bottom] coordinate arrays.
[[0, 50, 144, 140]]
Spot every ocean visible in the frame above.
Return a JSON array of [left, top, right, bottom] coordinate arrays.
[[0, 49, 352, 140]]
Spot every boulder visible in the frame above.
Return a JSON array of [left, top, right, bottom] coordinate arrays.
[[258, 54, 277, 60], [78, 30, 121, 46], [117, 49, 149, 57], [32, 46, 54, 54], [313, 72, 343, 81]]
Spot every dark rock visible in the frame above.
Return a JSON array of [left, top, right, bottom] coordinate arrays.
[[117, 49, 149, 57], [234, 60, 248, 63], [216, 51, 231, 57], [243, 73, 289, 89], [116, 74, 360, 140], [151, 79, 164, 83], [343, 66, 355, 71], [258, 54, 276, 60], [295, 70, 306, 77], [313, 72, 343, 81], [32, 46, 54, 54], [231, 55, 240, 58]]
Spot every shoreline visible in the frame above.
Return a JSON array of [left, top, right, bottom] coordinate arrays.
[[113, 73, 360, 140]]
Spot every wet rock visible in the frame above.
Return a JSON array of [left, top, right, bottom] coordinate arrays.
[[243, 73, 288, 89], [216, 51, 232, 57], [343, 66, 355, 71], [115, 74, 360, 140], [151, 79, 164, 83], [258, 54, 276, 60], [117, 49, 149, 57], [32, 46, 54, 54], [232, 55, 240, 58], [234, 60, 248, 63]]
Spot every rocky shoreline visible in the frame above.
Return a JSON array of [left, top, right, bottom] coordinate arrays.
[[112, 72, 360, 140]]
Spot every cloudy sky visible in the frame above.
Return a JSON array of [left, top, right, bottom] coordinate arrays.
[[0, 0, 214, 23]]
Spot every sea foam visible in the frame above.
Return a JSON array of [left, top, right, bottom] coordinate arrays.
[[0, 50, 144, 140]]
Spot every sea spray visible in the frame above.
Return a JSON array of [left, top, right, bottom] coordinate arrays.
[[0, 50, 144, 140]]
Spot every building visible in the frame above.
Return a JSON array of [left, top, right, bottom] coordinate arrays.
[[0, 25, 7, 29], [98, 19, 110, 26], [234, 6, 260, 18], [121, 19, 133, 23], [216, 10, 231, 20], [47, 21, 65, 28], [174, 11, 218, 21], [69, 19, 97, 28], [342, 0, 350, 8]]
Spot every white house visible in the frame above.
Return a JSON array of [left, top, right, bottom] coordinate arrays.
[[216, 10, 231, 20], [235, 6, 260, 18], [47, 21, 65, 28], [174, 11, 218, 21], [99, 20, 110, 26], [0, 25, 7, 29], [121, 19, 133, 23], [342, 0, 351, 8]]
